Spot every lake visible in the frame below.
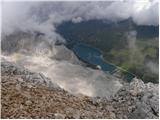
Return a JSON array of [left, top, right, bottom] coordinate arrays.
[[66, 42, 136, 82]]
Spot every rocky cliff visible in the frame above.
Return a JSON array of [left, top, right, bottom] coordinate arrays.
[[1, 58, 159, 119]]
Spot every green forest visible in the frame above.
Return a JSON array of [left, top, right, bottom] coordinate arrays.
[[57, 19, 159, 83]]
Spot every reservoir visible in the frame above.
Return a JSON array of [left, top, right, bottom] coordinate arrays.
[[66, 42, 136, 82], [72, 43, 116, 72]]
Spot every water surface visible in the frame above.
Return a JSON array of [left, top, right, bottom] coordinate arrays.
[[68, 42, 135, 82]]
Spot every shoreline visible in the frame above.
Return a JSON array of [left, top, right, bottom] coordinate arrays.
[[65, 42, 136, 82]]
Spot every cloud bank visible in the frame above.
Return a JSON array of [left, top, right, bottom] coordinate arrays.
[[2, 0, 159, 37]]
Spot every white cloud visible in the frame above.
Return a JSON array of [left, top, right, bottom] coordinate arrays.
[[132, 0, 159, 26], [1, 0, 158, 97], [3, 53, 122, 97], [72, 17, 83, 23], [2, 1, 159, 36]]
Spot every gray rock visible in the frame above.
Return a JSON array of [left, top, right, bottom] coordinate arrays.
[[15, 84, 21, 91], [25, 100, 32, 106], [110, 112, 116, 118], [54, 113, 65, 119], [1, 57, 158, 119]]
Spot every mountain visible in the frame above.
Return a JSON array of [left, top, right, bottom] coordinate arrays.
[[57, 19, 159, 83], [1, 20, 159, 119], [1, 57, 158, 119]]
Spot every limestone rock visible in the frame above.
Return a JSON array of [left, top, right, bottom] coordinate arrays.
[[1, 57, 159, 119], [54, 113, 65, 119]]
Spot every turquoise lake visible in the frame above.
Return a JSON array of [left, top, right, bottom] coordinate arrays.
[[67, 42, 136, 82], [72, 43, 116, 72]]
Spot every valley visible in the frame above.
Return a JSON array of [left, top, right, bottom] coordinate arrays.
[[57, 19, 159, 83]]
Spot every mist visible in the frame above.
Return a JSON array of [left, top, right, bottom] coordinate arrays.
[[126, 30, 159, 76], [146, 61, 159, 75], [2, 0, 159, 36], [1, 1, 159, 97]]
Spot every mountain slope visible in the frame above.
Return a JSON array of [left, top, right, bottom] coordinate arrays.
[[1, 58, 159, 119], [57, 19, 159, 83]]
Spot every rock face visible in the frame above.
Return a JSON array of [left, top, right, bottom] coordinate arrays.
[[2, 54, 123, 98], [127, 79, 159, 119], [54, 45, 85, 65], [96, 78, 159, 119], [1, 58, 159, 119], [1, 59, 109, 119], [1, 57, 59, 89]]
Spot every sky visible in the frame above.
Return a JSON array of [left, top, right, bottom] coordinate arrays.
[[1, 0, 159, 37]]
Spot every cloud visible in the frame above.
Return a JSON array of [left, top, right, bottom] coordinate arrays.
[[126, 30, 137, 51], [132, 0, 159, 26], [1, 30, 123, 97], [1, 1, 158, 97], [2, 1, 159, 36], [146, 61, 159, 75], [125, 30, 158, 77], [72, 17, 83, 23], [2, 48, 122, 97]]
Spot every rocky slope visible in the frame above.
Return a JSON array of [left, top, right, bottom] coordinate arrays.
[[2, 50, 122, 98], [1, 58, 159, 119], [2, 32, 123, 98], [1, 59, 111, 119]]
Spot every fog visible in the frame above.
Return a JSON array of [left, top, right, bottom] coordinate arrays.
[[2, 0, 159, 36], [1, 0, 159, 97], [1, 38, 123, 97]]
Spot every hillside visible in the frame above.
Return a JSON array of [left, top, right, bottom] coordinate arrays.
[[1, 58, 159, 119], [57, 19, 159, 83], [1, 1, 159, 119]]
